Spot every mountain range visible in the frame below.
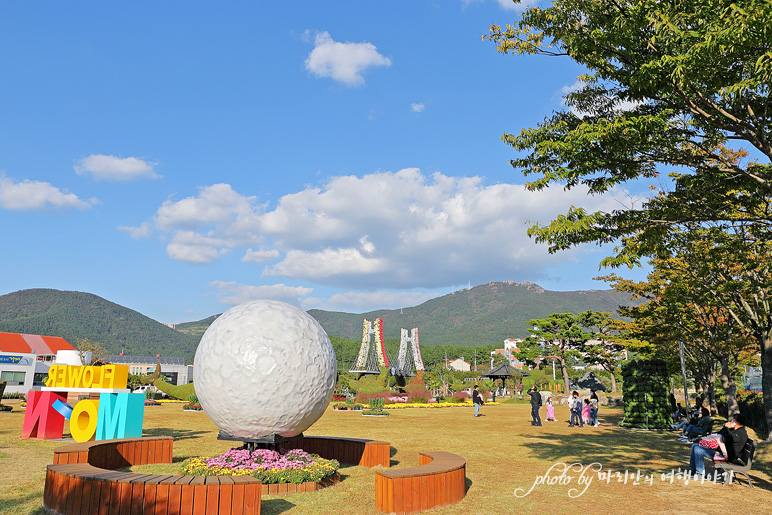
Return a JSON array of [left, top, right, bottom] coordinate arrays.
[[0, 289, 200, 360], [0, 282, 636, 362], [307, 281, 634, 346]]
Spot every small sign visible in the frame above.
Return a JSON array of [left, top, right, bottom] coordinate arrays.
[[0, 355, 32, 365]]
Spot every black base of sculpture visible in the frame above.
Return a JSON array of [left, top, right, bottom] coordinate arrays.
[[217, 429, 304, 451]]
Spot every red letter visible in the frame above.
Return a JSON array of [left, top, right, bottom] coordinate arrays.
[[22, 390, 67, 439]]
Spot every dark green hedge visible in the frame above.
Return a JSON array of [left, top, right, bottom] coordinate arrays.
[[619, 359, 672, 429]]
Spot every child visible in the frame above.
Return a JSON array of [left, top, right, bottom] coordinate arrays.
[[582, 398, 592, 425], [697, 433, 728, 460], [545, 397, 557, 422]]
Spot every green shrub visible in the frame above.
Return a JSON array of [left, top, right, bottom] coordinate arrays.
[[619, 359, 671, 429], [154, 379, 196, 400], [738, 391, 768, 437]]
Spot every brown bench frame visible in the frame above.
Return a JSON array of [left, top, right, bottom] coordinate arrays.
[[712, 438, 757, 488], [375, 451, 466, 514], [44, 436, 263, 515], [43, 435, 392, 515]]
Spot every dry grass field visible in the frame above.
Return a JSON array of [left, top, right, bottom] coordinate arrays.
[[1, 399, 770, 515]]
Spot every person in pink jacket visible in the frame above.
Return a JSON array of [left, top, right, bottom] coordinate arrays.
[[545, 396, 558, 422]]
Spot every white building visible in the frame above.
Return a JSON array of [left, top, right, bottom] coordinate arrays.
[[0, 332, 76, 395], [108, 355, 193, 385], [445, 358, 471, 372]]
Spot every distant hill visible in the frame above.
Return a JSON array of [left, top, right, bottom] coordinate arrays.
[[175, 315, 220, 339], [179, 281, 637, 347], [0, 282, 637, 364], [307, 281, 636, 347], [0, 289, 199, 362]]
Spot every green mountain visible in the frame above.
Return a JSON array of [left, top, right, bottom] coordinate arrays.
[[0, 282, 636, 365], [307, 281, 636, 347], [175, 315, 220, 339], [0, 289, 199, 361]]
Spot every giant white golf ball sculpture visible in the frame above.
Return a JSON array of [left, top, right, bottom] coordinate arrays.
[[193, 300, 337, 439]]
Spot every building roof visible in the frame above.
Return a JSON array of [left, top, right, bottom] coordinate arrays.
[[108, 355, 186, 366], [0, 331, 75, 355], [481, 362, 531, 378]]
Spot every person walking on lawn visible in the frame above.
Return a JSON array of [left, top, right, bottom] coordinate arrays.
[[569, 391, 584, 427], [528, 385, 542, 426], [472, 385, 484, 417]]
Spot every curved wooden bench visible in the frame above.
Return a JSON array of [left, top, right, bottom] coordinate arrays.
[[44, 437, 262, 515], [374, 451, 466, 514], [52, 436, 174, 468], [280, 435, 391, 468], [44, 435, 391, 514]]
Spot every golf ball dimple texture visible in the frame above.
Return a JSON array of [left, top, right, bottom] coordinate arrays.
[[193, 300, 337, 439]]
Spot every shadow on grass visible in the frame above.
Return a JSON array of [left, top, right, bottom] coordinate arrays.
[[516, 418, 772, 493], [260, 498, 295, 515], [0, 491, 49, 514], [465, 476, 473, 492], [390, 445, 400, 466], [142, 427, 210, 440], [518, 429, 684, 474]]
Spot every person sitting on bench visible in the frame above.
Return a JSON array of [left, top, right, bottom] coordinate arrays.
[[681, 407, 712, 441], [689, 413, 748, 477]]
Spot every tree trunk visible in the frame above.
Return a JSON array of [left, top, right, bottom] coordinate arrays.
[[762, 336, 772, 441], [707, 382, 717, 415], [719, 356, 739, 417], [609, 369, 618, 394], [560, 356, 571, 396]]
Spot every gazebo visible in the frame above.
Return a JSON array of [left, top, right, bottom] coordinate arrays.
[[480, 363, 530, 393]]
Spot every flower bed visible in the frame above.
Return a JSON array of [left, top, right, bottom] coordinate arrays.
[[182, 402, 203, 411], [380, 401, 500, 409], [180, 447, 340, 486], [145, 399, 162, 406]]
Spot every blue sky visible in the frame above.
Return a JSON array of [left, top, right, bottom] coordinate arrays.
[[0, 1, 651, 324]]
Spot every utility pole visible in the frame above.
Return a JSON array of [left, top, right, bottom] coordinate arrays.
[[679, 340, 690, 409], [474, 349, 477, 372]]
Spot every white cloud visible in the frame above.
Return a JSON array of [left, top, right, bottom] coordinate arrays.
[[74, 154, 159, 181], [166, 231, 232, 264], [134, 167, 631, 288], [209, 280, 313, 306], [268, 248, 387, 278], [0, 174, 95, 211], [411, 103, 425, 113], [242, 248, 280, 263], [304, 31, 391, 87], [117, 221, 153, 239], [152, 184, 263, 263]]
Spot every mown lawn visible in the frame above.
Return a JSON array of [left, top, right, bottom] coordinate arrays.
[[1, 399, 770, 514]]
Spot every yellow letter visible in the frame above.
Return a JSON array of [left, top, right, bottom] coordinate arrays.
[[82, 367, 94, 388], [67, 366, 84, 388], [45, 365, 59, 387], [111, 365, 129, 389], [70, 399, 99, 442]]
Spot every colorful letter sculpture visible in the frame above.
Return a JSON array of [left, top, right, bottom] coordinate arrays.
[[96, 392, 144, 440], [21, 363, 144, 442], [22, 391, 67, 439]]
